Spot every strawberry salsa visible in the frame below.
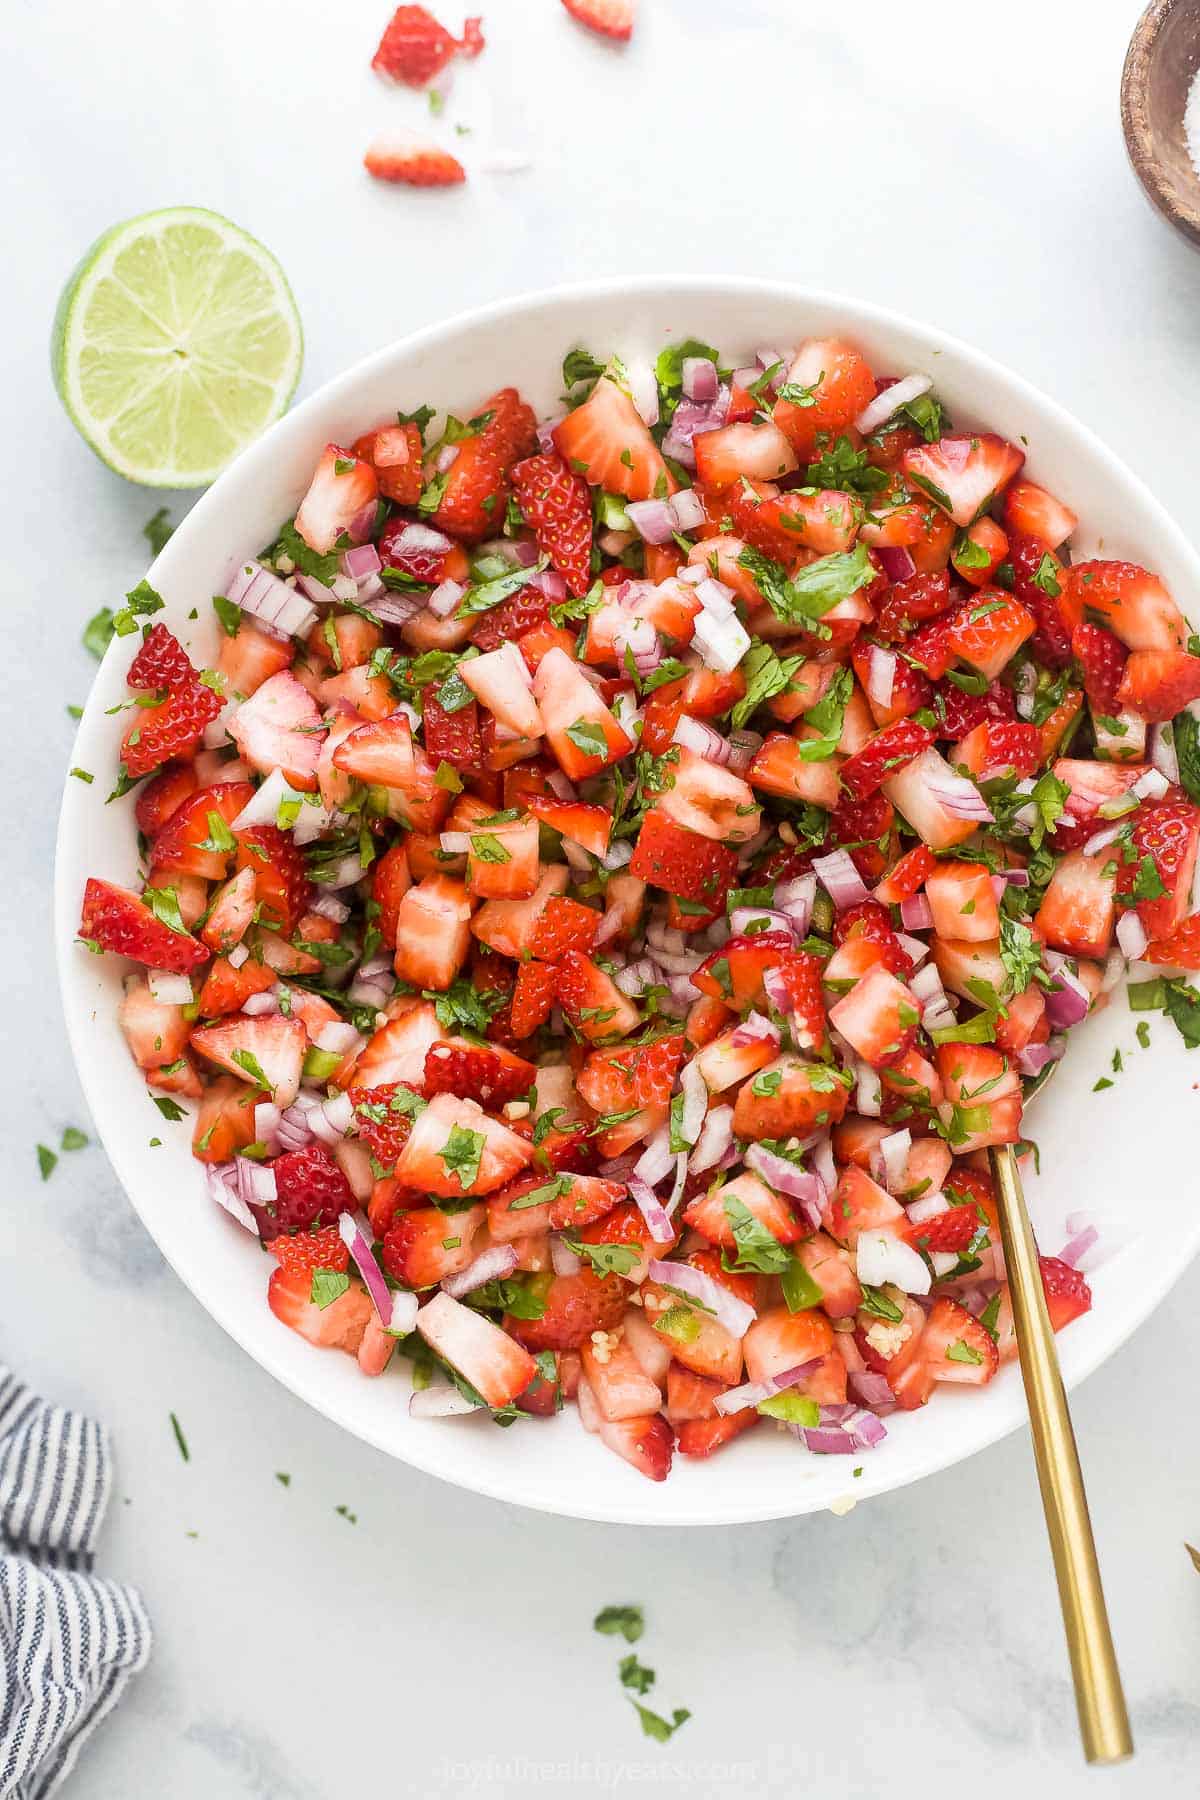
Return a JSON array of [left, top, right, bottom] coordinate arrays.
[[77, 334, 1200, 1482]]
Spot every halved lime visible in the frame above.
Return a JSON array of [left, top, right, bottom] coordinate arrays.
[[52, 206, 303, 488]]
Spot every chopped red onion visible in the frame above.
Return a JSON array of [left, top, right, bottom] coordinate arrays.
[[744, 1143, 825, 1228], [441, 1243, 519, 1299], [228, 942, 249, 970], [848, 1370, 896, 1410], [615, 956, 664, 997], [625, 499, 677, 545], [634, 1125, 675, 1188], [310, 893, 351, 925], [776, 874, 816, 936], [1058, 1224, 1099, 1269], [678, 1058, 709, 1147], [682, 357, 719, 404], [923, 759, 995, 823], [232, 768, 304, 832], [614, 614, 662, 676], [361, 590, 427, 627], [599, 529, 635, 557], [1150, 723, 1180, 784], [899, 893, 933, 932], [1044, 965, 1091, 1029], [905, 1189, 950, 1224], [670, 489, 707, 533], [855, 1060, 883, 1118], [529, 567, 568, 604], [1083, 821, 1124, 857], [146, 969, 192, 1005], [647, 1258, 756, 1338], [688, 1104, 734, 1173], [696, 576, 736, 618], [410, 1383, 481, 1418], [386, 1290, 419, 1336], [601, 839, 634, 872], [714, 1360, 819, 1416], [339, 1212, 394, 1325], [226, 560, 318, 641], [241, 989, 280, 1018], [730, 906, 795, 939], [428, 577, 465, 618], [874, 545, 916, 584], [551, 1236, 583, 1277], [895, 932, 930, 967], [730, 1011, 781, 1050], [878, 1129, 911, 1193], [673, 714, 732, 763], [813, 849, 872, 910], [205, 1163, 259, 1234], [297, 572, 336, 607], [1015, 1035, 1067, 1078], [866, 645, 896, 709], [1131, 767, 1170, 802], [253, 1102, 282, 1152], [341, 543, 382, 581], [314, 1021, 362, 1059], [626, 360, 659, 428], [854, 373, 933, 436], [1116, 911, 1148, 961], [628, 1176, 677, 1244], [235, 1157, 276, 1210], [276, 1105, 316, 1153]]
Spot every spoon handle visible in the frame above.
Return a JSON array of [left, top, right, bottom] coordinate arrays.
[[989, 1144, 1133, 1765]]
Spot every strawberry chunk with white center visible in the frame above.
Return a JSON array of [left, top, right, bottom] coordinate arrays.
[[532, 647, 634, 779], [901, 433, 1025, 528], [471, 864, 570, 959], [268, 1266, 372, 1353], [656, 748, 762, 844], [828, 965, 919, 1069], [821, 1165, 906, 1247], [119, 978, 191, 1069], [395, 1091, 534, 1199], [415, 1292, 538, 1410], [294, 444, 378, 554], [693, 420, 798, 487], [460, 641, 546, 739], [1034, 849, 1116, 960], [229, 671, 327, 793], [332, 711, 419, 788], [924, 861, 999, 944], [201, 866, 257, 953], [581, 1335, 663, 1422], [464, 815, 540, 901], [691, 1027, 776, 1093], [190, 1014, 307, 1109], [551, 375, 675, 502], [391, 874, 473, 991], [350, 1001, 442, 1090]]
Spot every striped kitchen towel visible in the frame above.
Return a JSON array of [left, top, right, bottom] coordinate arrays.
[[0, 1367, 151, 1798]]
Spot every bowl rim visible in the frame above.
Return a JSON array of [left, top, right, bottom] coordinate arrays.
[[55, 273, 1200, 1525], [1121, 0, 1200, 247]]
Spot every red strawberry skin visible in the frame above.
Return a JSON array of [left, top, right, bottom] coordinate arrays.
[[422, 692, 482, 770], [128, 624, 196, 691], [432, 389, 538, 544], [840, 720, 935, 802], [79, 878, 208, 972], [423, 1041, 536, 1107], [470, 589, 551, 654], [371, 5, 467, 85], [1116, 799, 1200, 938], [363, 139, 466, 187], [509, 962, 557, 1036], [350, 1084, 416, 1171], [121, 681, 223, 778], [1039, 1255, 1092, 1332], [628, 810, 738, 907], [1010, 534, 1072, 668], [510, 453, 594, 598], [252, 1144, 355, 1238], [1072, 622, 1127, 715], [268, 1225, 350, 1275], [560, 0, 635, 44]]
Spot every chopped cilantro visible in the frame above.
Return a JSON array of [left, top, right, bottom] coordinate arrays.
[[438, 1124, 486, 1192], [594, 1604, 644, 1643], [36, 1143, 57, 1182], [311, 1269, 350, 1309], [143, 508, 174, 555]]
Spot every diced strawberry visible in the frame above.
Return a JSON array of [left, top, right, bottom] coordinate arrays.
[[354, 422, 424, 506], [953, 719, 1041, 781], [874, 570, 953, 641], [134, 763, 198, 836], [832, 900, 912, 976], [1117, 649, 1200, 722], [424, 1038, 536, 1107], [743, 1306, 840, 1397], [901, 433, 1024, 527], [267, 1266, 371, 1353], [118, 978, 191, 1069], [510, 452, 593, 597], [1004, 479, 1077, 549], [527, 798, 612, 859], [692, 931, 794, 1010], [394, 1091, 533, 1198], [470, 589, 552, 654], [78, 878, 208, 972], [371, 5, 469, 86], [421, 691, 483, 771], [693, 420, 799, 487], [415, 1292, 538, 1408], [795, 1231, 862, 1317], [120, 677, 223, 778], [576, 1033, 684, 1114], [581, 1336, 663, 1422], [233, 825, 311, 934], [556, 950, 640, 1041], [873, 845, 937, 905], [656, 749, 761, 844], [821, 1165, 907, 1250], [146, 782, 253, 882], [746, 732, 841, 811], [190, 1014, 307, 1109], [560, 0, 634, 41], [828, 964, 918, 1068], [191, 1075, 258, 1162], [552, 376, 673, 502], [349, 1082, 416, 1171], [920, 1297, 999, 1384], [950, 516, 1009, 588], [829, 789, 895, 883], [905, 1203, 979, 1256], [675, 1413, 756, 1460], [464, 815, 540, 901], [690, 1025, 775, 1093], [932, 675, 1015, 740], [196, 954, 276, 1017], [391, 874, 472, 990], [1039, 1255, 1092, 1332], [942, 590, 1035, 681], [267, 1224, 350, 1276], [254, 1143, 355, 1238], [640, 666, 745, 755], [840, 719, 935, 802], [1115, 799, 1200, 939], [431, 389, 538, 544], [771, 340, 877, 460], [924, 861, 1000, 943], [594, 1412, 674, 1481], [294, 445, 377, 555], [683, 1170, 803, 1249], [934, 1043, 1022, 1153], [1143, 914, 1200, 968], [532, 646, 633, 778], [364, 134, 467, 185], [731, 1055, 850, 1139], [229, 671, 326, 792], [1064, 561, 1189, 652], [1072, 621, 1127, 716], [127, 622, 197, 691], [766, 949, 826, 1051], [382, 1204, 486, 1286], [628, 808, 738, 907], [507, 1269, 628, 1350], [201, 866, 256, 953], [665, 1365, 724, 1422], [509, 961, 557, 1036]]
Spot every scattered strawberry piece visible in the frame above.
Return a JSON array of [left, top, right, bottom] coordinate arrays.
[[833, 900, 912, 976], [1117, 648, 1200, 722], [576, 1033, 684, 1113], [510, 452, 593, 597], [1143, 915, 1200, 968], [431, 388, 538, 543], [1039, 1255, 1092, 1332], [128, 623, 197, 691], [371, 5, 474, 86], [874, 571, 953, 642], [364, 136, 466, 187], [527, 894, 602, 961], [873, 845, 937, 905], [628, 809, 738, 907], [423, 1038, 536, 1107], [234, 825, 312, 935], [121, 679, 223, 778], [422, 691, 483, 770], [560, 0, 634, 43], [470, 588, 551, 653], [1115, 798, 1200, 939]]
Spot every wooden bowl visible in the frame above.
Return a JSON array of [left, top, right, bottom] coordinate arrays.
[[1122, 0, 1200, 246]]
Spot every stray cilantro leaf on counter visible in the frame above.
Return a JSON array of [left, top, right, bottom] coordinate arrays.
[[83, 608, 116, 660], [594, 1604, 644, 1644], [335, 1503, 357, 1524], [36, 1144, 57, 1182], [143, 508, 174, 555], [275, 1472, 292, 1487], [1127, 975, 1200, 1049], [169, 1412, 190, 1461], [70, 767, 94, 784], [630, 1703, 691, 1744], [619, 1653, 656, 1696], [61, 1126, 89, 1151]]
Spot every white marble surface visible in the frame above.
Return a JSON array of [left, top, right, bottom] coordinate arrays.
[[5, 0, 1200, 1791]]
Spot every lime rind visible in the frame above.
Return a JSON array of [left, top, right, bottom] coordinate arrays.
[[52, 206, 303, 489]]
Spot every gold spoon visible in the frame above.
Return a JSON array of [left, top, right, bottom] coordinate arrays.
[[988, 1065, 1133, 1764]]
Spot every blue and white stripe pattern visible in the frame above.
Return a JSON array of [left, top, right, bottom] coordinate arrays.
[[0, 1367, 151, 1798]]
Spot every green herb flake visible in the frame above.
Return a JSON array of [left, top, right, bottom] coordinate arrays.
[[593, 1604, 644, 1643], [169, 1411, 190, 1461]]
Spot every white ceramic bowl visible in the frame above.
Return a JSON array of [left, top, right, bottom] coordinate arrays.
[[55, 278, 1200, 1526]]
